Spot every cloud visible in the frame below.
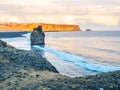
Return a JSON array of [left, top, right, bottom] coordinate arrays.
[[0, 0, 120, 30]]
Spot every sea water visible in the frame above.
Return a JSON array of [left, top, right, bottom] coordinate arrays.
[[1, 31, 120, 77]]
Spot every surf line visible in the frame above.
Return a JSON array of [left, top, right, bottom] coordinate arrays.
[[33, 45, 120, 73]]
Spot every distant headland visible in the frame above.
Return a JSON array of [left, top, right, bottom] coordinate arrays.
[[0, 22, 81, 32], [86, 29, 92, 31]]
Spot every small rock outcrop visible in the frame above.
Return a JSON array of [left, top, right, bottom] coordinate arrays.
[[86, 29, 91, 31], [30, 25, 45, 45]]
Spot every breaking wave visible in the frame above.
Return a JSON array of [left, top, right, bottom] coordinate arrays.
[[33, 45, 120, 73]]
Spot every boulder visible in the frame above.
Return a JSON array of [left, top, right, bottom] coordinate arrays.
[[30, 25, 45, 45]]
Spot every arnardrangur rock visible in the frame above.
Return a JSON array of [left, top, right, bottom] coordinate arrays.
[[30, 25, 45, 45]]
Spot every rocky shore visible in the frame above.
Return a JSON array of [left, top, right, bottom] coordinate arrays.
[[0, 39, 120, 90]]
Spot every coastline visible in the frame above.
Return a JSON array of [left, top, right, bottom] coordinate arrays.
[[0, 23, 81, 32], [0, 39, 120, 89]]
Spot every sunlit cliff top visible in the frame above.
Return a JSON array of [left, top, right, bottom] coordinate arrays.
[[0, 22, 81, 32]]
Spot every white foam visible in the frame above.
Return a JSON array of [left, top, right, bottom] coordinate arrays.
[[22, 33, 31, 38], [33, 45, 120, 73]]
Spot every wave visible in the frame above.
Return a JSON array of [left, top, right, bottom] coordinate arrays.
[[33, 45, 120, 73]]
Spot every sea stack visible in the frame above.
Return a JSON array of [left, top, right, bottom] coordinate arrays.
[[30, 25, 45, 45]]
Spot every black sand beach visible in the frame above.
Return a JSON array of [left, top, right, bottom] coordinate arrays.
[[0, 38, 120, 89]]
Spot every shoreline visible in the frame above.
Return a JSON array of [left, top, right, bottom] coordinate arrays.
[[0, 39, 120, 89]]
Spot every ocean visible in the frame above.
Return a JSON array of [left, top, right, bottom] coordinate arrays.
[[1, 31, 120, 77]]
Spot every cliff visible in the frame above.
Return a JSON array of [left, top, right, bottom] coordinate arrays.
[[0, 23, 81, 31]]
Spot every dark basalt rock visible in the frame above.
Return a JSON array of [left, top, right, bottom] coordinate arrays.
[[0, 39, 58, 74], [30, 25, 45, 45], [0, 40, 7, 47]]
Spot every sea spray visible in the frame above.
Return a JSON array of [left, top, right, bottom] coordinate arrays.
[[33, 45, 120, 73]]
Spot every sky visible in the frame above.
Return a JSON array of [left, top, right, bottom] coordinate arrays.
[[0, 0, 120, 30]]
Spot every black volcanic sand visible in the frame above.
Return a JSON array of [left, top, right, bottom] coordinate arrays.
[[0, 31, 30, 38], [0, 39, 120, 90]]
